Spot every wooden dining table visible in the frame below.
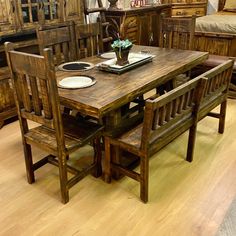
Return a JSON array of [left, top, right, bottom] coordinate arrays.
[[57, 45, 208, 124], [56, 45, 208, 175]]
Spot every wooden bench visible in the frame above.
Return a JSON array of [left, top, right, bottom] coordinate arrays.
[[103, 59, 234, 203], [104, 76, 206, 202]]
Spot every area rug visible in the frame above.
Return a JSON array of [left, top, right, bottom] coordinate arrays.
[[216, 197, 236, 236]]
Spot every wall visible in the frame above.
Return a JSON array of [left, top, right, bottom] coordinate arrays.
[[207, 0, 219, 14]]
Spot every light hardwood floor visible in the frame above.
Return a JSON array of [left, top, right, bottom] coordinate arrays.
[[0, 99, 236, 236]]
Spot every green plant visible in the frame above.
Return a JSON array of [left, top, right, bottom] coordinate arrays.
[[111, 39, 133, 58]]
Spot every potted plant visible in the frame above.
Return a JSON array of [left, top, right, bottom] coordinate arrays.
[[111, 39, 133, 66]]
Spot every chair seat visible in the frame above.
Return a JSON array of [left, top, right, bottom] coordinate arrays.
[[25, 114, 103, 155], [113, 114, 193, 156]]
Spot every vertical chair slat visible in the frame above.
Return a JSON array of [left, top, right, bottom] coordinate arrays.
[[39, 79, 52, 119], [19, 73, 32, 112], [29, 75, 42, 116]]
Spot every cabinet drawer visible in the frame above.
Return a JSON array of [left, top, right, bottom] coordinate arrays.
[[172, 7, 206, 17], [171, 0, 189, 3], [191, 0, 207, 3]]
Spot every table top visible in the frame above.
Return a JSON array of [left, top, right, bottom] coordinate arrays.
[[57, 45, 208, 118]]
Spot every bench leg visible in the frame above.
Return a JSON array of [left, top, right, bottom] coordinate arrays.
[[219, 100, 227, 134], [140, 154, 149, 203], [186, 124, 197, 162]]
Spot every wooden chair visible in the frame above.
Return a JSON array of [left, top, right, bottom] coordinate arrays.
[[74, 22, 104, 59], [133, 14, 197, 109], [5, 42, 104, 204], [159, 14, 196, 51], [36, 21, 77, 65], [159, 14, 196, 89], [104, 76, 207, 203], [197, 59, 234, 133]]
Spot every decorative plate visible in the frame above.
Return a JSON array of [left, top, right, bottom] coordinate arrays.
[[58, 75, 96, 89], [57, 61, 94, 72], [99, 52, 116, 59]]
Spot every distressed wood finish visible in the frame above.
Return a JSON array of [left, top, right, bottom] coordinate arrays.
[[158, 15, 196, 88], [0, 66, 17, 128], [162, 0, 208, 17], [0, 0, 84, 36], [5, 42, 103, 204], [159, 14, 196, 50], [56, 45, 209, 121], [104, 76, 207, 202], [36, 21, 77, 65], [104, 4, 171, 46], [103, 59, 233, 203], [74, 22, 104, 59], [197, 60, 234, 133]]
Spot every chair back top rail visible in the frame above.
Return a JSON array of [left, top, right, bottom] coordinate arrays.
[[140, 76, 207, 151]]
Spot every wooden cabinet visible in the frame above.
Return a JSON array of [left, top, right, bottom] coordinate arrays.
[[104, 4, 171, 47], [0, 0, 18, 33], [0, 0, 84, 128], [163, 0, 208, 17], [0, 0, 84, 36]]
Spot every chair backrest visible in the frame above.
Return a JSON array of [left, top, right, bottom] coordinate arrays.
[[159, 14, 196, 50], [140, 76, 206, 154], [74, 22, 104, 59], [197, 59, 234, 117], [5, 42, 65, 145], [36, 22, 77, 65]]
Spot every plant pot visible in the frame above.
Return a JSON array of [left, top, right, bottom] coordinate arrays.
[[115, 49, 130, 66]]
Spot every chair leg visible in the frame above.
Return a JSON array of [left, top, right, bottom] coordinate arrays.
[[58, 153, 69, 204], [104, 137, 111, 183], [218, 100, 227, 134], [140, 154, 149, 203], [23, 142, 35, 184], [186, 124, 197, 162], [92, 137, 102, 178]]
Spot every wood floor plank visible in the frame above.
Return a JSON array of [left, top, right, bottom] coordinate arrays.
[[0, 100, 236, 236]]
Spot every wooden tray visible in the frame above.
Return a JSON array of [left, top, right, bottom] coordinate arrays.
[[97, 53, 154, 74]]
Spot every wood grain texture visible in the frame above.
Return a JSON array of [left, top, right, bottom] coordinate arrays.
[[4, 43, 103, 203], [0, 99, 236, 235], [57, 45, 209, 119], [216, 197, 236, 236]]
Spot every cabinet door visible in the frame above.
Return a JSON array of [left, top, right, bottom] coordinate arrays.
[[40, 0, 62, 24], [63, 0, 83, 23], [16, 0, 61, 29], [0, 0, 19, 33]]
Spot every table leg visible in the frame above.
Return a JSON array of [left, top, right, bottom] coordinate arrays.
[[105, 108, 122, 179]]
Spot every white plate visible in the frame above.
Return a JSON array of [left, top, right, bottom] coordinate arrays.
[[58, 76, 96, 89], [57, 61, 94, 72], [99, 52, 116, 59]]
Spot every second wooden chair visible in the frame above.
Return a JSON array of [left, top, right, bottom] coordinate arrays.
[[36, 21, 77, 65], [74, 22, 104, 59]]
